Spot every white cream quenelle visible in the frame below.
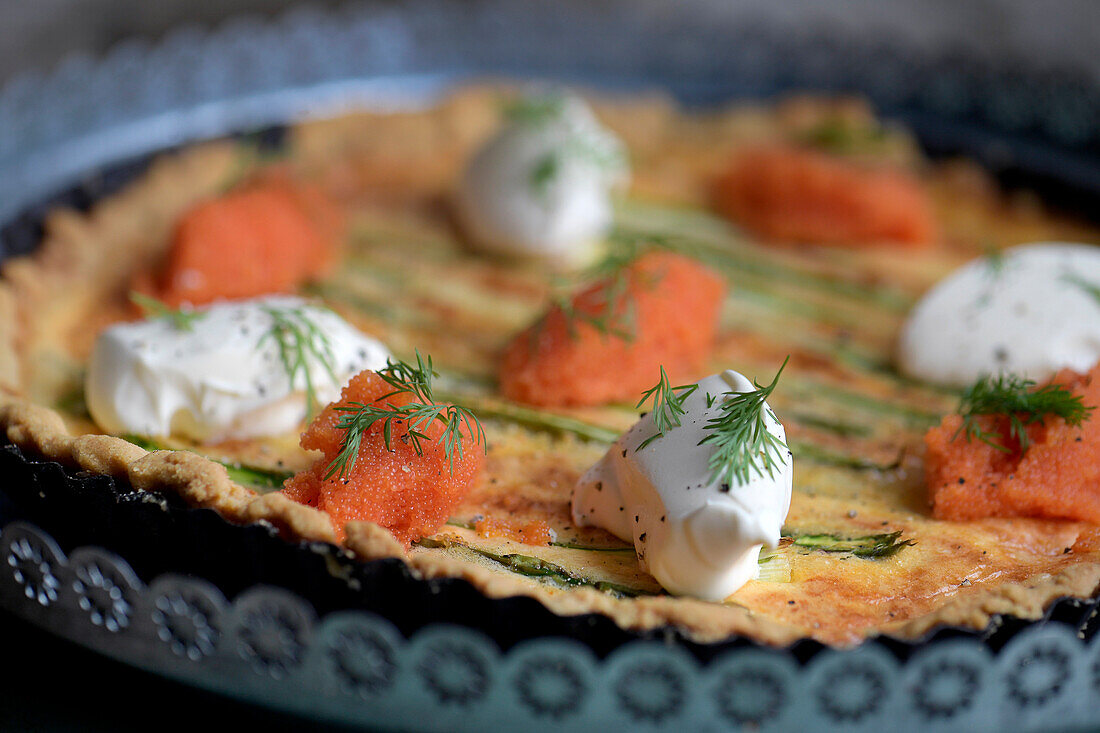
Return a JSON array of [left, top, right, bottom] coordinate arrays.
[[572, 370, 793, 601], [898, 243, 1100, 387], [86, 296, 390, 443], [455, 93, 629, 268]]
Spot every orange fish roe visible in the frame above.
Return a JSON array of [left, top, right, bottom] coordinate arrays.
[[499, 251, 726, 407], [713, 145, 936, 247], [150, 175, 343, 307], [282, 370, 485, 545], [1073, 526, 1100, 553], [925, 364, 1100, 523], [474, 516, 554, 546]]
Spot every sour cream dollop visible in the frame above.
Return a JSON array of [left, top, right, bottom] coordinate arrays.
[[455, 93, 629, 267], [571, 370, 793, 601], [898, 243, 1100, 387], [86, 296, 390, 442]]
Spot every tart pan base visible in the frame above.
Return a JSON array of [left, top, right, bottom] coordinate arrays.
[[3, 442, 1100, 731], [5, 4, 1100, 727]]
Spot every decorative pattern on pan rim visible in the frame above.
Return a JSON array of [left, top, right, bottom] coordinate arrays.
[[5, 513, 1100, 731], [2, 446, 1100, 732]]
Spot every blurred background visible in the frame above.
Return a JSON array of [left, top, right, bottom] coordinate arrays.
[[4, 0, 1100, 231], [2, 0, 1100, 87], [1, 0, 335, 82]]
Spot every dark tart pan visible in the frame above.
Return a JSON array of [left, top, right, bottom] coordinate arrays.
[[3, 3, 1100, 730]]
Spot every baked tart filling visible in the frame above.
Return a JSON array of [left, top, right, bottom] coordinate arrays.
[[2, 86, 1099, 647]]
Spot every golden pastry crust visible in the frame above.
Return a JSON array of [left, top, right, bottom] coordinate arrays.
[[1, 401, 335, 544], [883, 561, 1100, 640], [6, 394, 1100, 647], [3, 85, 1100, 648]]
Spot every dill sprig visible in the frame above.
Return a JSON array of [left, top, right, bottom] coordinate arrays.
[[635, 366, 699, 450], [323, 351, 487, 480], [503, 94, 565, 125], [953, 373, 1094, 453], [553, 269, 637, 341], [544, 234, 668, 342], [129, 291, 206, 332], [973, 245, 1010, 308], [529, 136, 626, 194], [530, 152, 561, 195], [259, 303, 340, 419], [502, 93, 626, 195], [503, 94, 567, 193], [982, 245, 1008, 278], [698, 356, 791, 487], [798, 117, 888, 154], [1064, 272, 1100, 306]]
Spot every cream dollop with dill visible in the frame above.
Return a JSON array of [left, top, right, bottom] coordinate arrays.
[[454, 93, 628, 267], [86, 296, 390, 442], [571, 368, 793, 601], [899, 243, 1100, 387]]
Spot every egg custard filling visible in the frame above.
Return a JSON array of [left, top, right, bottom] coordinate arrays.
[[2, 86, 1099, 647]]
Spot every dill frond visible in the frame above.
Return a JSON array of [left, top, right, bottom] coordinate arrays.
[[259, 303, 340, 419], [323, 350, 487, 480], [971, 245, 1010, 308], [129, 291, 206, 332], [543, 233, 669, 342], [530, 152, 561, 194], [503, 94, 566, 125], [1064, 273, 1100, 306], [798, 117, 888, 154], [953, 372, 1094, 453], [698, 356, 791, 487], [502, 92, 626, 195], [982, 245, 1008, 278], [635, 366, 699, 450]]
